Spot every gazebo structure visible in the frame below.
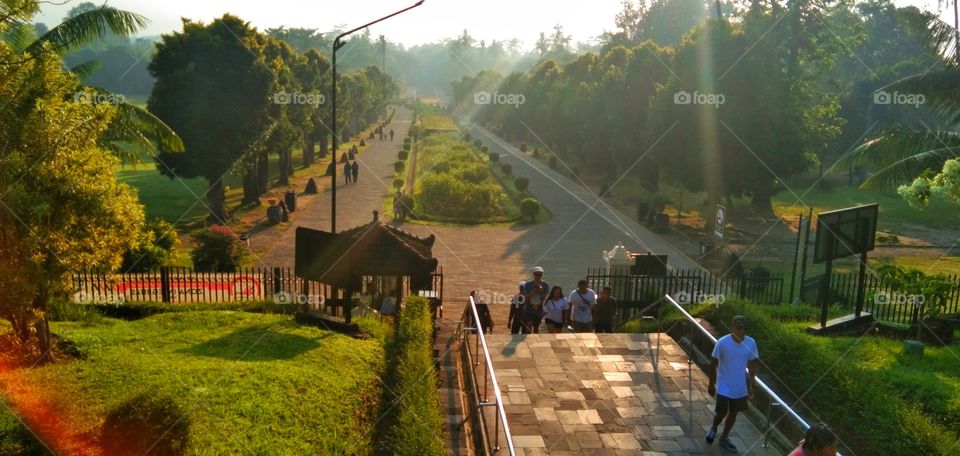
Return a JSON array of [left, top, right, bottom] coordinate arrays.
[[295, 211, 441, 323]]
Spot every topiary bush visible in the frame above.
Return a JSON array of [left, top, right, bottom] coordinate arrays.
[[403, 142, 411, 152], [488, 152, 499, 163], [393, 178, 405, 189], [520, 197, 541, 221], [191, 225, 248, 272], [473, 139, 482, 149], [500, 163, 512, 176], [394, 161, 406, 173], [398, 150, 409, 161], [515, 176, 530, 193]]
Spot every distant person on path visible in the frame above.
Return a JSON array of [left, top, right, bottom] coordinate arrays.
[[543, 286, 568, 334], [389, 129, 395, 141], [521, 266, 549, 306], [344, 162, 352, 185], [567, 280, 597, 332], [788, 423, 838, 456], [519, 283, 545, 333], [594, 286, 617, 333], [707, 315, 760, 453], [351, 161, 359, 183]]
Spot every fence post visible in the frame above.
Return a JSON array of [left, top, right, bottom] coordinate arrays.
[[273, 267, 282, 295], [160, 267, 171, 304]]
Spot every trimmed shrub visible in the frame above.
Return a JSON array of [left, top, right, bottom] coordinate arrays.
[[473, 139, 482, 149], [393, 178, 405, 189], [488, 152, 500, 163], [191, 225, 248, 272], [398, 150, 409, 161], [416, 173, 501, 219], [394, 161, 406, 173], [386, 297, 445, 455], [515, 176, 530, 193], [480, 145, 488, 154], [403, 142, 411, 152], [359, 139, 366, 147], [500, 163, 513, 176], [520, 197, 541, 221]]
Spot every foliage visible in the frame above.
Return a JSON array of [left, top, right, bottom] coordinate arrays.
[[873, 263, 953, 318], [190, 225, 249, 272], [398, 150, 409, 160], [520, 197, 541, 221], [500, 163, 513, 176], [416, 173, 502, 220], [120, 219, 179, 273], [515, 176, 530, 192], [393, 178, 405, 190], [0, 37, 144, 353], [394, 161, 406, 173], [385, 297, 445, 455], [898, 158, 960, 206], [488, 151, 500, 162]]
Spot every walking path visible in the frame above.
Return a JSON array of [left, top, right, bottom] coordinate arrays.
[[485, 333, 781, 455]]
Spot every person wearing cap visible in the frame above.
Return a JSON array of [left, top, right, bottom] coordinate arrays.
[[520, 266, 549, 306], [788, 423, 838, 456], [706, 315, 759, 453]]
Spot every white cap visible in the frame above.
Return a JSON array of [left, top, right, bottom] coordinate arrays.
[[532, 266, 544, 273]]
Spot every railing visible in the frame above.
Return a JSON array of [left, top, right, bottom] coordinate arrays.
[[651, 294, 843, 455], [456, 295, 515, 455]]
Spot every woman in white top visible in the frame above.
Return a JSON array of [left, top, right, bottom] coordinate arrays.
[[543, 286, 568, 334]]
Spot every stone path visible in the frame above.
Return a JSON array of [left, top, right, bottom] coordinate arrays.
[[485, 333, 781, 456]]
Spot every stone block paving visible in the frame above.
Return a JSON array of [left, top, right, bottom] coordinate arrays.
[[484, 333, 782, 456]]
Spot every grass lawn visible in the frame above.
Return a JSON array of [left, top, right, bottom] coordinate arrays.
[[0, 312, 388, 454], [0, 396, 46, 456]]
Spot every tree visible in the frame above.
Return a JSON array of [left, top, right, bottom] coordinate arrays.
[[0, 39, 144, 359], [148, 15, 274, 223]]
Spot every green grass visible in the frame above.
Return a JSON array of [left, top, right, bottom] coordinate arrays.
[[0, 397, 46, 456], [420, 115, 458, 131], [1, 311, 388, 454], [772, 185, 960, 230]]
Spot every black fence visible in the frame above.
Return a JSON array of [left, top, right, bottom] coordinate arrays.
[[586, 267, 785, 325], [72, 267, 444, 321], [800, 272, 960, 325]]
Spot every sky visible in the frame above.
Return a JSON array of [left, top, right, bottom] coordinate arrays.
[[35, 0, 954, 51]]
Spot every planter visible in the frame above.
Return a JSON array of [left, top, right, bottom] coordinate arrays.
[[266, 205, 283, 224]]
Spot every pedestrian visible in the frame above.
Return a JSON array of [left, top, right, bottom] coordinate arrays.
[[707, 315, 760, 453], [389, 129, 395, 141], [788, 423, 837, 456], [520, 283, 545, 333], [543, 286, 568, 334], [344, 161, 352, 185], [594, 286, 617, 333], [567, 279, 597, 332], [348, 148, 356, 160], [521, 266, 549, 305], [507, 283, 524, 334], [351, 161, 359, 183]]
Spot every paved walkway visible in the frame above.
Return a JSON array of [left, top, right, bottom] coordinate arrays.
[[485, 333, 781, 456]]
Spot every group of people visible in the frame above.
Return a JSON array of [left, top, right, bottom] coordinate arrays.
[[504, 266, 617, 335]]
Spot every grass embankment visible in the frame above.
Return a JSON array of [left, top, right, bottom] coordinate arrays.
[[0, 311, 390, 454], [0, 395, 46, 455], [627, 300, 960, 455]]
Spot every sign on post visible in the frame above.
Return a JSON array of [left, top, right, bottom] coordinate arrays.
[[714, 205, 726, 239]]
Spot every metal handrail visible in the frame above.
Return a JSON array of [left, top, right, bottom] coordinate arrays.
[[457, 295, 515, 455], [659, 294, 843, 455]]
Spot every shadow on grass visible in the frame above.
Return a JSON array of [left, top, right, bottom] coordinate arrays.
[[178, 326, 327, 361]]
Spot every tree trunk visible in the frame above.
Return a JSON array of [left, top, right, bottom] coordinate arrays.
[[319, 133, 328, 158], [278, 151, 290, 186], [207, 178, 228, 224], [33, 290, 51, 364], [257, 153, 269, 194], [304, 137, 315, 167], [242, 171, 260, 206]]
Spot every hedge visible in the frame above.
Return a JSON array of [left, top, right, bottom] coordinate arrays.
[[386, 296, 445, 455]]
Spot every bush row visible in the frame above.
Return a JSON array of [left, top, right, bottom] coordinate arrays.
[[385, 296, 445, 455]]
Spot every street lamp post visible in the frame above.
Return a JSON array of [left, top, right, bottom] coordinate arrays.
[[330, 0, 424, 233]]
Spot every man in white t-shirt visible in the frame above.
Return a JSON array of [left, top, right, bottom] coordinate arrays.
[[706, 315, 759, 453], [567, 279, 597, 333]]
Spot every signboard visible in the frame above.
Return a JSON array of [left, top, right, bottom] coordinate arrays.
[[714, 205, 726, 238], [813, 204, 878, 263]]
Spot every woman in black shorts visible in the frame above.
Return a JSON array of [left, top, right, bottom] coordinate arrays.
[[542, 286, 568, 333]]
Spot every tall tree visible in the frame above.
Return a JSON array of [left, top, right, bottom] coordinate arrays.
[[148, 15, 274, 223]]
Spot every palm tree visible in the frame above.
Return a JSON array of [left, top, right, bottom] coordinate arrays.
[[1, 1, 184, 159], [840, 16, 959, 189]]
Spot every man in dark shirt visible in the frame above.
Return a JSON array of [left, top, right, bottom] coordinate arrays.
[[594, 286, 617, 333]]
